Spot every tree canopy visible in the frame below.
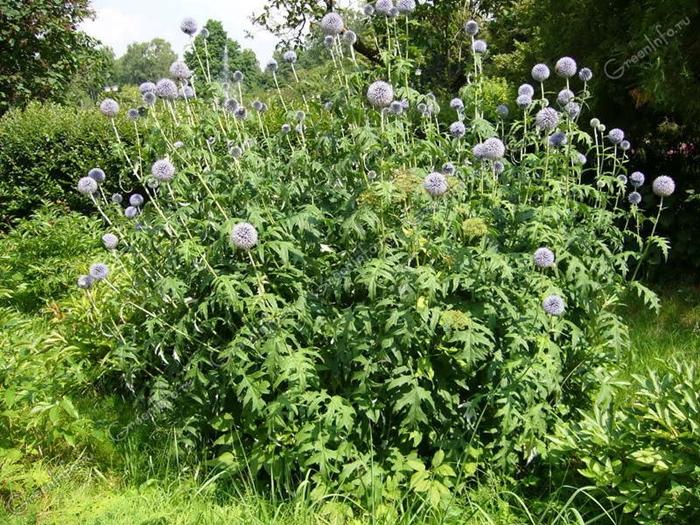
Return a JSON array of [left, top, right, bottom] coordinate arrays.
[[114, 38, 177, 86]]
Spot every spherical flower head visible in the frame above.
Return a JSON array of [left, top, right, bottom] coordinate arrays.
[[481, 137, 506, 160], [400, 99, 409, 110], [343, 30, 358, 45], [320, 12, 344, 35], [89, 263, 109, 281], [127, 108, 140, 121], [396, 0, 416, 13], [152, 159, 175, 182], [169, 60, 192, 80], [77, 177, 98, 195], [579, 67, 593, 82], [557, 89, 575, 106], [99, 98, 119, 117], [180, 17, 198, 36], [617, 174, 628, 185], [516, 94, 532, 109], [442, 162, 455, 175], [424, 172, 448, 197], [124, 206, 139, 219], [283, 50, 297, 63], [532, 64, 550, 82], [549, 131, 567, 148], [102, 233, 119, 250], [494, 161, 505, 175], [620, 140, 631, 151], [233, 70, 244, 83], [390, 100, 404, 115], [281, 123, 291, 134], [88, 168, 105, 183], [295, 110, 306, 122], [200, 28, 209, 38], [464, 20, 479, 36], [77, 275, 93, 289], [518, 84, 535, 97], [367, 80, 394, 108], [536, 107, 560, 131], [496, 104, 509, 117], [224, 98, 239, 113], [543, 294, 566, 316], [590, 118, 601, 129], [450, 98, 464, 111], [139, 82, 156, 94], [375, 0, 393, 15], [473, 143, 486, 160], [534, 247, 555, 268], [234, 106, 247, 120], [363, 4, 375, 16], [129, 193, 144, 207], [652, 176, 675, 197], [156, 78, 178, 100], [608, 128, 625, 144], [598, 124, 606, 133], [388, 6, 400, 17], [265, 59, 278, 73], [565, 102, 581, 119], [111, 193, 123, 204], [230, 145, 243, 159], [630, 171, 645, 188], [323, 35, 335, 48], [555, 57, 577, 78], [628, 191, 642, 205], [472, 40, 487, 54], [143, 92, 157, 106], [252, 100, 263, 111], [230, 222, 259, 250], [449, 121, 466, 138], [575, 152, 587, 165]]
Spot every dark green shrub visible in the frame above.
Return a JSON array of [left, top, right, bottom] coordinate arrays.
[[0, 101, 137, 228]]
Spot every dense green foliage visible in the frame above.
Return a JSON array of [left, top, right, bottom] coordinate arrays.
[[114, 38, 177, 86], [0, 101, 138, 227], [0, 0, 101, 114]]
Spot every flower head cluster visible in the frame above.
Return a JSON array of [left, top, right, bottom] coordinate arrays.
[[129, 193, 144, 207], [536, 108, 560, 131], [180, 17, 198, 36], [608, 128, 625, 144], [152, 159, 176, 182], [579, 67, 593, 82], [139, 82, 156, 94], [472, 40, 487, 54], [156, 78, 178, 100], [125, 206, 139, 219], [532, 64, 550, 82], [143, 92, 157, 106], [518, 84, 535, 97], [266, 59, 278, 73], [230, 222, 259, 250], [628, 191, 642, 205], [102, 233, 119, 250], [516, 94, 532, 109], [652, 176, 675, 197], [89, 168, 105, 183], [450, 98, 464, 111], [464, 20, 479, 36], [442, 162, 455, 176], [396, 0, 416, 13], [363, 4, 375, 16], [449, 121, 466, 138], [77, 275, 93, 289], [169, 60, 192, 80], [111, 193, 123, 204], [375, 0, 393, 16], [557, 89, 574, 106], [99, 98, 119, 117], [533, 247, 555, 268], [320, 12, 344, 35], [543, 294, 566, 316], [496, 104, 509, 117], [224, 98, 239, 113], [423, 172, 448, 197], [630, 171, 645, 188], [283, 50, 297, 63], [480, 138, 506, 160], [89, 263, 110, 281], [233, 70, 244, 83], [77, 177, 98, 195], [127, 108, 140, 120], [565, 102, 581, 119], [555, 57, 577, 78], [367, 80, 394, 108], [343, 30, 358, 45], [549, 131, 567, 148]]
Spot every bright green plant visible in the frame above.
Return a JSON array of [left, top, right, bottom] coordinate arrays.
[[550, 361, 700, 524], [69, 10, 673, 504]]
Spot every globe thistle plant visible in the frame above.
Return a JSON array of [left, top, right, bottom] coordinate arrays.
[[423, 172, 448, 197], [99, 98, 119, 117], [283, 50, 297, 63], [652, 176, 675, 197], [449, 121, 466, 138], [549, 131, 567, 148], [472, 40, 487, 54], [223, 98, 239, 113], [111, 193, 123, 204], [450, 98, 464, 111], [464, 20, 479, 36], [139, 82, 156, 94], [169, 60, 192, 80], [481, 138, 506, 160], [343, 30, 358, 45], [565, 102, 581, 119], [494, 161, 505, 175], [233, 70, 244, 83], [579, 67, 593, 82], [143, 92, 157, 106], [516, 94, 532, 109], [555, 57, 577, 78], [442, 162, 455, 176], [129, 193, 144, 207], [127, 108, 140, 121], [630, 171, 645, 188], [102, 233, 119, 250], [152, 159, 176, 182], [496, 104, 509, 118], [396, 0, 416, 13], [608, 128, 625, 144], [180, 17, 198, 36], [557, 89, 575, 106], [628, 191, 642, 205], [532, 64, 551, 82], [367, 81, 394, 108], [363, 4, 375, 16], [230, 222, 259, 250], [543, 295, 566, 316], [323, 35, 335, 48], [89, 263, 110, 281], [320, 12, 344, 35], [518, 84, 535, 97], [620, 140, 631, 152], [536, 108, 560, 131], [266, 59, 278, 73], [156, 79, 178, 100], [375, 0, 393, 15], [124, 206, 139, 219], [77, 275, 93, 289], [77, 177, 98, 195], [89, 168, 106, 183], [533, 247, 555, 268]]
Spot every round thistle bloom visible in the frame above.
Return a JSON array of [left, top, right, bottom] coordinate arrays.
[[281, 123, 291, 134], [533, 247, 555, 268], [363, 4, 375, 16], [548, 131, 567, 148], [88, 168, 105, 183], [652, 176, 675, 197], [620, 140, 631, 151], [516, 94, 532, 109], [449, 121, 466, 138], [155, 78, 178, 100], [608, 128, 625, 144], [229, 146, 243, 159], [450, 98, 464, 111], [230, 222, 259, 250], [494, 161, 505, 175], [223, 98, 239, 113], [89, 263, 109, 281], [375, 0, 393, 15], [320, 12, 344, 35], [295, 110, 306, 122], [127, 108, 140, 121], [557, 89, 575, 106], [343, 30, 358, 45], [390, 100, 403, 115], [77, 275, 93, 289], [575, 152, 588, 165], [200, 28, 209, 38], [367, 80, 394, 108], [442, 162, 455, 175], [579, 67, 593, 82], [628, 191, 642, 205], [265, 59, 278, 73], [99, 98, 119, 117], [283, 50, 297, 63], [590, 118, 601, 129], [532, 64, 551, 82], [180, 85, 195, 99], [543, 294, 566, 316], [111, 193, 123, 204], [464, 20, 479, 36], [323, 35, 335, 47], [598, 124, 607, 133], [102, 233, 119, 250], [180, 17, 198, 36], [151, 159, 175, 182], [423, 172, 448, 197], [139, 82, 156, 94], [143, 92, 157, 106], [518, 83, 535, 97], [472, 40, 487, 54], [129, 193, 144, 207], [565, 102, 581, 119], [617, 174, 628, 185], [234, 106, 247, 120], [555, 57, 577, 78], [233, 70, 244, 83], [124, 206, 139, 219], [535, 108, 560, 131], [630, 171, 645, 188], [77, 177, 98, 195], [473, 143, 486, 160], [481, 137, 506, 160], [252, 100, 263, 112], [396, 0, 416, 13], [496, 104, 509, 117], [388, 6, 400, 17], [169, 60, 192, 80]]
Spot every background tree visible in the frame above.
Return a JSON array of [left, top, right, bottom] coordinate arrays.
[[0, 0, 101, 114], [65, 45, 117, 106], [114, 38, 177, 86]]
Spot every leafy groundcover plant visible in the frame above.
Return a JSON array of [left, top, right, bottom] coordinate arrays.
[[72, 10, 673, 503]]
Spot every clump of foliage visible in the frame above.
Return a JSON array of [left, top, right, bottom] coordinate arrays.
[[70, 9, 673, 506], [550, 361, 700, 524]]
